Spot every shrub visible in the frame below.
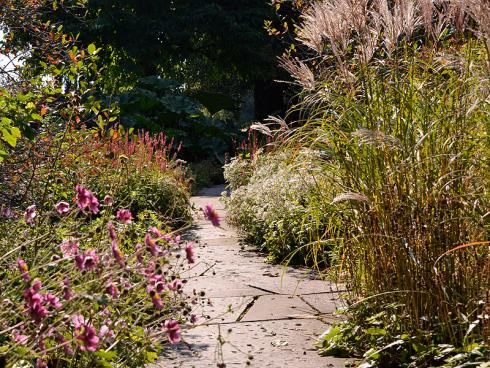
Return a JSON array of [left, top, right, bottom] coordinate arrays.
[[224, 149, 341, 265], [1, 128, 192, 228]]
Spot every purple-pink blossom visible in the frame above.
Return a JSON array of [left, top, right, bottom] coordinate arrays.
[[107, 221, 117, 241], [73, 315, 99, 352], [103, 195, 114, 206], [167, 279, 183, 291], [12, 330, 28, 345], [60, 238, 79, 258], [203, 204, 220, 227], [55, 201, 70, 214], [24, 204, 37, 226], [1, 206, 13, 218], [44, 293, 62, 309], [116, 208, 132, 224], [75, 249, 100, 271], [17, 258, 30, 282], [148, 226, 163, 238], [75, 185, 99, 214], [105, 278, 120, 299], [144, 233, 161, 256], [149, 290, 164, 310], [99, 324, 115, 343], [185, 242, 196, 264], [23, 284, 49, 323], [164, 320, 181, 344], [111, 240, 125, 268]]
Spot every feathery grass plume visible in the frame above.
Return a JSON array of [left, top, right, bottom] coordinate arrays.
[[279, 57, 315, 91], [352, 128, 402, 150], [297, 0, 351, 61], [376, 0, 421, 55], [332, 192, 369, 204], [418, 0, 435, 35], [447, 0, 468, 33], [357, 22, 381, 65], [464, 0, 490, 69], [249, 123, 273, 137], [264, 115, 289, 131]]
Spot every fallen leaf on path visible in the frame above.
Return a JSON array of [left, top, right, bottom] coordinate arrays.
[[271, 339, 288, 347], [262, 271, 280, 277]]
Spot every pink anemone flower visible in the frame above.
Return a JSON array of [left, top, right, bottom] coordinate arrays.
[[55, 201, 70, 214], [24, 205, 37, 226], [73, 315, 99, 352], [203, 204, 220, 227], [75, 185, 99, 214], [164, 320, 181, 344], [75, 249, 99, 271], [116, 208, 132, 224]]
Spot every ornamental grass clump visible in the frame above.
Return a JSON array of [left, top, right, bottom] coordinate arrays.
[[250, 0, 490, 364], [0, 186, 198, 367]]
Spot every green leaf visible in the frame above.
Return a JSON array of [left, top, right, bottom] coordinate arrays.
[[94, 350, 117, 361], [88, 43, 97, 55], [94, 360, 113, 368], [321, 326, 341, 341], [31, 113, 43, 121], [364, 328, 387, 336], [2, 126, 21, 147], [146, 351, 158, 363]]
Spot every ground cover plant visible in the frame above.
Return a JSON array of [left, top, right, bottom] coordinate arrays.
[[225, 0, 490, 366]]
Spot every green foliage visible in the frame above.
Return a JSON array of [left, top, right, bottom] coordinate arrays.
[[0, 127, 194, 367], [40, 0, 282, 92], [319, 304, 489, 368], [37, 129, 191, 227], [118, 76, 238, 160], [226, 1, 490, 366], [0, 2, 117, 162], [0, 187, 192, 367]]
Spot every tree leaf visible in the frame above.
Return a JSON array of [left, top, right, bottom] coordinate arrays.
[[88, 43, 97, 55]]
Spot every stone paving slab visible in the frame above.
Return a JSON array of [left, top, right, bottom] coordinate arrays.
[[241, 294, 316, 322], [184, 275, 267, 298], [156, 319, 347, 368], [301, 293, 344, 315], [191, 296, 254, 324], [154, 185, 348, 368]]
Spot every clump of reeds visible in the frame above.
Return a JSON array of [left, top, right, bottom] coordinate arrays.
[[282, 0, 490, 349]]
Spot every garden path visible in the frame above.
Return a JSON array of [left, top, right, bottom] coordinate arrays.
[[154, 186, 349, 368]]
